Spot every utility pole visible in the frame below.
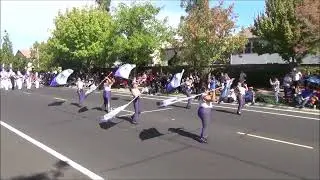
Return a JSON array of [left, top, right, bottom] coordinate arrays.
[[37, 47, 39, 68]]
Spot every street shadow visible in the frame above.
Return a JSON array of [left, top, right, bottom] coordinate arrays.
[[122, 99, 132, 102], [78, 106, 88, 113], [139, 128, 164, 141], [99, 121, 117, 130], [111, 97, 119, 100], [168, 128, 201, 142], [116, 115, 133, 123], [70, 102, 82, 108], [215, 109, 237, 115], [9, 160, 69, 180], [48, 101, 65, 107], [171, 104, 187, 109], [92, 107, 103, 111]]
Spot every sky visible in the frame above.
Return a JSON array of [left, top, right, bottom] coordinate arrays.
[[1, 0, 265, 53]]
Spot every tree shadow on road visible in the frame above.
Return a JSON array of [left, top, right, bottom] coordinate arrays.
[[9, 160, 69, 180], [170, 104, 187, 109], [168, 128, 201, 142], [48, 101, 65, 107], [111, 97, 119, 100], [139, 128, 164, 141]]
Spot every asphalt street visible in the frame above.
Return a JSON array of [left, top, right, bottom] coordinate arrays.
[[1, 87, 319, 180]]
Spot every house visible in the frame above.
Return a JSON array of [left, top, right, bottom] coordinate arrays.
[[15, 49, 32, 59], [230, 28, 320, 65]]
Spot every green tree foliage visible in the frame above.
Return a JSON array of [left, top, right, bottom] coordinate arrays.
[[96, 0, 111, 12], [178, 0, 247, 70], [180, 0, 205, 12], [295, 0, 320, 54], [30, 41, 54, 72], [48, 7, 115, 72], [252, 0, 318, 63], [1, 30, 14, 66], [112, 3, 174, 66]]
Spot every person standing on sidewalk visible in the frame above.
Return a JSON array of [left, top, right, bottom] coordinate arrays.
[[270, 77, 280, 103]]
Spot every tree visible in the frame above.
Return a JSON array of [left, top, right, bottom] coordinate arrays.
[[1, 30, 14, 66], [295, 0, 320, 54], [178, 0, 247, 70], [30, 41, 54, 72], [112, 3, 174, 66], [180, 0, 205, 12], [96, 0, 111, 12], [252, 0, 318, 63], [48, 7, 115, 72]]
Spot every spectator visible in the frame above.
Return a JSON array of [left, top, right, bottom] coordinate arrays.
[[294, 86, 314, 108], [245, 87, 255, 105], [270, 77, 280, 103], [291, 68, 302, 89]]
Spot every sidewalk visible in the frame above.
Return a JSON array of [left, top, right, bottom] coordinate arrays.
[[65, 86, 320, 113]]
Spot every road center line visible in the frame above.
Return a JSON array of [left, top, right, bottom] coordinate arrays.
[[237, 132, 314, 149], [0, 121, 105, 180]]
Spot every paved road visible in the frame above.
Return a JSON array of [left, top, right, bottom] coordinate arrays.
[[1, 87, 319, 180]]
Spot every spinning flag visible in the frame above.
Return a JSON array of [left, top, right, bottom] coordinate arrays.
[[99, 96, 138, 123], [114, 64, 136, 79], [50, 69, 74, 87], [220, 78, 234, 98], [166, 69, 185, 92], [159, 94, 200, 107], [85, 84, 97, 96]]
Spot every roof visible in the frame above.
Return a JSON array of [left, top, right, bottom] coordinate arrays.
[[16, 49, 31, 58], [238, 27, 257, 39]]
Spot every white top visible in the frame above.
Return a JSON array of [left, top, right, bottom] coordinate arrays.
[[131, 88, 141, 97], [77, 81, 84, 90], [199, 94, 213, 108], [104, 84, 111, 91], [238, 86, 246, 95], [293, 71, 302, 81]]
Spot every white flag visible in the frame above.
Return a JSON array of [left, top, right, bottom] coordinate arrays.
[[114, 64, 136, 79], [50, 69, 74, 86], [99, 97, 137, 123], [159, 94, 200, 107], [166, 69, 184, 92]]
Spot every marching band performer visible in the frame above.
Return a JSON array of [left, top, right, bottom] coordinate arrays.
[[184, 77, 194, 109], [16, 71, 24, 90], [0, 66, 9, 90], [8, 65, 15, 90], [76, 77, 85, 106], [102, 75, 115, 112], [25, 71, 32, 89], [197, 88, 216, 143], [235, 82, 246, 115], [34, 72, 40, 89], [130, 81, 142, 124]]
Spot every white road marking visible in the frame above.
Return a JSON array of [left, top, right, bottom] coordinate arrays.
[[171, 119, 175, 121], [237, 132, 314, 149], [111, 92, 320, 121], [23, 91, 32, 95], [54, 97, 67, 101], [0, 121, 104, 180]]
